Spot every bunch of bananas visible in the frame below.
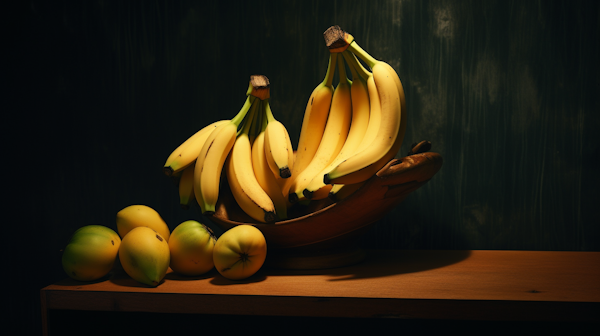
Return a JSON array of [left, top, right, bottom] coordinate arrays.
[[285, 25, 406, 205], [164, 75, 293, 223], [164, 25, 406, 223]]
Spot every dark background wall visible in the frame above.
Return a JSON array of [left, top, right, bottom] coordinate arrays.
[[7, 0, 599, 334]]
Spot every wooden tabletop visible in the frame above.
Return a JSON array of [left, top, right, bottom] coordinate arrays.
[[41, 249, 600, 323]]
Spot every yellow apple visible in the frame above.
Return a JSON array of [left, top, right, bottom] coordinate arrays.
[[168, 220, 216, 276], [62, 225, 121, 281], [116, 205, 170, 241], [213, 225, 267, 280], [119, 226, 170, 287]]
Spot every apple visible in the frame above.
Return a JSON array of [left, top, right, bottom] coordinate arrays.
[[213, 225, 267, 280], [119, 226, 170, 287], [168, 220, 216, 276], [62, 225, 121, 281], [116, 205, 170, 241]]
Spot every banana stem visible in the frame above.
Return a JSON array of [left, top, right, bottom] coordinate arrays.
[[343, 50, 371, 81], [231, 95, 255, 127], [241, 98, 260, 136], [341, 50, 360, 82], [323, 52, 339, 87], [259, 101, 268, 132], [337, 52, 349, 84], [347, 41, 378, 70], [264, 98, 276, 123], [250, 99, 264, 139]]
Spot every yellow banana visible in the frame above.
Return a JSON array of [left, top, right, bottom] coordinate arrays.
[[281, 52, 338, 197], [356, 62, 407, 182], [194, 95, 253, 215], [252, 104, 289, 220], [264, 99, 294, 179], [303, 50, 371, 200], [328, 181, 366, 202], [289, 53, 352, 203], [163, 120, 229, 176], [324, 37, 403, 186], [226, 99, 278, 223], [337, 40, 407, 183], [178, 162, 195, 210]]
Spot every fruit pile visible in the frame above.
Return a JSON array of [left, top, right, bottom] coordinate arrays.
[[61, 25, 406, 286], [62, 205, 267, 285], [164, 26, 406, 223]]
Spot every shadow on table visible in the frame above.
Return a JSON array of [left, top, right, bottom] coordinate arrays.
[[266, 249, 472, 281]]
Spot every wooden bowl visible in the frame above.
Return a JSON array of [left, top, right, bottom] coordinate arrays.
[[209, 150, 443, 269]]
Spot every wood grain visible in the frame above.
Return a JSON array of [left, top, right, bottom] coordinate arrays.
[[42, 249, 600, 333]]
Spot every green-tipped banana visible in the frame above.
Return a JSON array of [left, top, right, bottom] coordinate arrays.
[[194, 95, 253, 215], [281, 52, 338, 198], [264, 99, 294, 179], [289, 53, 352, 203], [164, 120, 229, 176], [178, 162, 195, 210], [303, 50, 371, 200], [324, 35, 403, 185], [252, 103, 289, 220], [226, 99, 277, 223]]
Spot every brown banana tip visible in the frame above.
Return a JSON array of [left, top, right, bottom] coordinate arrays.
[[288, 192, 299, 204], [163, 167, 174, 177], [204, 210, 215, 217], [302, 189, 313, 200], [280, 167, 291, 179], [323, 174, 332, 185], [264, 211, 278, 224]]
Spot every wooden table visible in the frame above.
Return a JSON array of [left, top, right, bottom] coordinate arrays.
[[41, 249, 600, 335]]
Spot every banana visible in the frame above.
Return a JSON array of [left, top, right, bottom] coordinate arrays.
[[252, 104, 289, 220], [328, 181, 366, 202], [264, 99, 294, 179], [226, 99, 278, 223], [324, 36, 403, 186], [289, 53, 352, 203], [178, 162, 195, 210], [164, 120, 229, 176], [194, 95, 253, 215], [280, 52, 338, 198], [303, 50, 371, 200]]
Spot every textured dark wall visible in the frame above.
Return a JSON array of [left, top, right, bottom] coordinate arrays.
[[8, 0, 599, 334]]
